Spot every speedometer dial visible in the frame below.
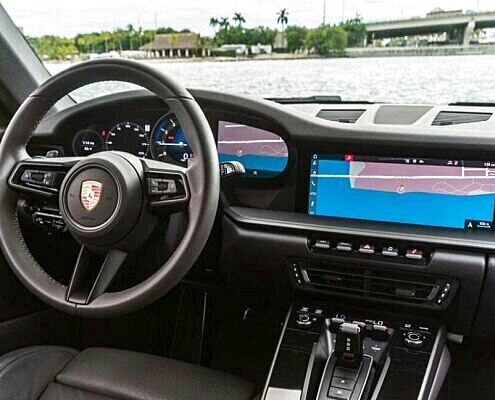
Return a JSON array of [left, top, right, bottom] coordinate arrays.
[[151, 114, 192, 164], [106, 122, 149, 157]]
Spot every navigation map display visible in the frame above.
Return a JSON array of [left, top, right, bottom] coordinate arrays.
[[308, 154, 495, 230], [217, 121, 288, 178]]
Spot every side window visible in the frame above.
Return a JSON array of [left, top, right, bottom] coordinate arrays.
[[217, 120, 289, 178]]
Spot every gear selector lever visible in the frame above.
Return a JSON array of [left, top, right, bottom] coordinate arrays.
[[335, 322, 364, 368]]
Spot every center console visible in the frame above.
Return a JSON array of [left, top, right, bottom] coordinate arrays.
[[262, 304, 448, 400]]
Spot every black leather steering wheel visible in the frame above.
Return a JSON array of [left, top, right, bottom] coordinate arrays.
[[0, 59, 219, 318]]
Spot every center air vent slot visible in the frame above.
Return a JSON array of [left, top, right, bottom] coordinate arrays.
[[300, 265, 442, 304], [316, 109, 365, 123], [432, 111, 492, 126]]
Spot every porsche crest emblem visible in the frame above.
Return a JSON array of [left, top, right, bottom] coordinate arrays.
[[80, 180, 103, 211]]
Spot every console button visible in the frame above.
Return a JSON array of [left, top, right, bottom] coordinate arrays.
[[330, 317, 345, 333], [333, 366, 359, 380], [296, 313, 312, 327], [382, 246, 399, 257], [358, 243, 375, 254], [371, 324, 389, 341], [328, 386, 352, 400], [336, 242, 353, 252], [406, 248, 423, 260], [314, 239, 331, 250], [331, 377, 355, 391], [404, 331, 425, 349]]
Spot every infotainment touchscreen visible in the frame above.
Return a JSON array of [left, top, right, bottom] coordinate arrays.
[[308, 154, 495, 230]]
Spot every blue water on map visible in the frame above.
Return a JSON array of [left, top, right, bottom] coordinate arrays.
[[309, 159, 495, 229]]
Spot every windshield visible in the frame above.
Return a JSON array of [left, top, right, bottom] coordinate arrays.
[[3, 0, 495, 103]]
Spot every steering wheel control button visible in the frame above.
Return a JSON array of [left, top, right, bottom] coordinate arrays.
[[404, 331, 425, 349], [65, 168, 119, 228], [148, 178, 177, 195], [406, 248, 423, 260], [21, 169, 62, 188], [336, 242, 353, 252], [358, 243, 375, 254], [382, 246, 399, 257], [328, 386, 352, 400]]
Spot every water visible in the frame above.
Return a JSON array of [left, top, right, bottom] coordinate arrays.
[[46, 55, 495, 104]]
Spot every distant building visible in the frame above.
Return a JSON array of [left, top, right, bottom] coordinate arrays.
[[218, 44, 249, 56], [139, 32, 211, 58], [273, 32, 287, 50], [250, 44, 272, 55]]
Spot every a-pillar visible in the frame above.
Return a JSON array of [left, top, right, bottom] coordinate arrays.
[[185, 49, 189, 57], [177, 49, 182, 57]]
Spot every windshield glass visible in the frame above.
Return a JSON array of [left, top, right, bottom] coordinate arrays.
[[3, 0, 495, 103]]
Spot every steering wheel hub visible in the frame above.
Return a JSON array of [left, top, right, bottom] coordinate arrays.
[[64, 166, 120, 228], [59, 152, 148, 249]]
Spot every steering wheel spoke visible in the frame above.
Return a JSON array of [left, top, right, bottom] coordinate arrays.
[[8, 157, 83, 198], [67, 246, 127, 305], [142, 158, 190, 210]]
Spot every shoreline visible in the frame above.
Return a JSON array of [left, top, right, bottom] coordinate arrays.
[[44, 44, 495, 64]]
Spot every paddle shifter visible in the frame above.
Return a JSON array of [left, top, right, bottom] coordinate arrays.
[[335, 322, 364, 368]]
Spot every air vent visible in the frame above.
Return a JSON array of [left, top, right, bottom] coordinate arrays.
[[299, 264, 442, 304], [316, 109, 365, 124], [432, 111, 492, 126]]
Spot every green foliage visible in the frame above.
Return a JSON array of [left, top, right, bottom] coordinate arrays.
[[340, 16, 366, 47], [214, 25, 276, 46], [27, 36, 78, 60], [305, 25, 347, 55], [285, 25, 307, 52]]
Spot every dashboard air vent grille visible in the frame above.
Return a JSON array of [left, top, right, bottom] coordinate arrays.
[[300, 265, 441, 304], [316, 109, 365, 124], [432, 111, 492, 126]]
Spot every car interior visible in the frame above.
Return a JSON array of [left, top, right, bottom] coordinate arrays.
[[2, 4, 495, 400]]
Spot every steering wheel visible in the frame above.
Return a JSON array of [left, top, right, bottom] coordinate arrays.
[[0, 59, 219, 318]]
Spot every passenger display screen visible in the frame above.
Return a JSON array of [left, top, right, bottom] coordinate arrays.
[[308, 154, 495, 230], [217, 121, 288, 178]]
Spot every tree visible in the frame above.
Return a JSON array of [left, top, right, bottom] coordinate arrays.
[[233, 13, 246, 27], [277, 8, 289, 48], [286, 25, 307, 52], [219, 17, 230, 30], [209, 17, 219, 32], [305, 25, 347, 55], [341, 16, 366, 47]]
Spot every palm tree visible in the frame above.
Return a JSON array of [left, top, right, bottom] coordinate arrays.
[[219, 17, 230, 31], [233, 12, 246, 27], [209, 17, 219, 32], [277, 8, 289, 48]]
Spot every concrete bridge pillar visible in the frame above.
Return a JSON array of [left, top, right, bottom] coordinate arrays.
[[463, 19, 476, 46]]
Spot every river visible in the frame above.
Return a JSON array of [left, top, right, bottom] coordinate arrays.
[[45, 55, 495, 104]]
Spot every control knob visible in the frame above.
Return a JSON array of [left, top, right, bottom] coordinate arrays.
[[404, 331, 424, 349]]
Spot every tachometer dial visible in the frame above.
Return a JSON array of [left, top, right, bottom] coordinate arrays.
[[151, 114, 192, 164], [105, 122, 149, 157], [72, 129, 104, 156]]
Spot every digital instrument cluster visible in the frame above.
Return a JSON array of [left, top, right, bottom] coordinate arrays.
[[72, 112, 192, 165]]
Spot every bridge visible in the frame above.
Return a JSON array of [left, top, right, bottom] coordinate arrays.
[[366, 11, 495, 46]]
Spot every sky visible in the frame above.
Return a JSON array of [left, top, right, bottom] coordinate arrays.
[[1, 0, 494, 37]]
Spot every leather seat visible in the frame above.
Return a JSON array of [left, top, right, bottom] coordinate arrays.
[[0, 346, 257, 400]]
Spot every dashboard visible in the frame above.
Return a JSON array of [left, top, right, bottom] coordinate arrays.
[[25, 88, 495, 339]]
